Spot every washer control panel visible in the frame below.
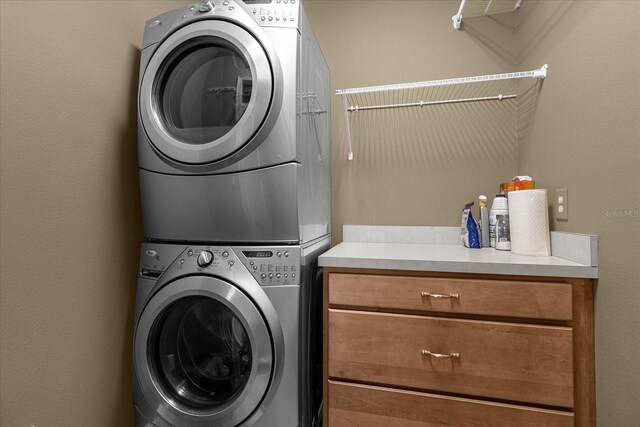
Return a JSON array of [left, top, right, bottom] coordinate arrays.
[[139, 244, 301, 286], [235, 247, 301, 286]]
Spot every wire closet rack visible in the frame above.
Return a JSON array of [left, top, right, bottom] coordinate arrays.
[[452, 0, 524, 29], [335, 64, 547, 160]]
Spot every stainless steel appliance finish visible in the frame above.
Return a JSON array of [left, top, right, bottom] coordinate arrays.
[[138, 0, 330, 244], [133, 237, 329, 426]]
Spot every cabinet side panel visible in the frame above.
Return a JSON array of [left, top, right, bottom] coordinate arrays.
[[572, 279, 596, 426]]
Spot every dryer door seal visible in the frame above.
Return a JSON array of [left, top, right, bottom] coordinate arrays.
[[140, 20, 274, 164], [134, 275, 273, 426]]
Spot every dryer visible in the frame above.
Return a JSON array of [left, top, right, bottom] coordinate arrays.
[[137, 0, 330, 244], [133, 237, 328, 426]]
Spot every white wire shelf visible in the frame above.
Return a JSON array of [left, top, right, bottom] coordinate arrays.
[[452, 0, 524, 30], [335, 65, 547, 160]]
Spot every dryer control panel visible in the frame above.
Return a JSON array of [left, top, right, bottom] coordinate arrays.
[[142, 0, 299, 49], [238, 0, 300, 29]]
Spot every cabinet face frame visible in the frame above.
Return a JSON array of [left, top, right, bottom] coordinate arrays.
[[322, 267, 596, 427]]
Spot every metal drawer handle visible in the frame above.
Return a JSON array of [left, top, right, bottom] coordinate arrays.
[[421, 291, 459, 299], [421, 350, 460, 359]]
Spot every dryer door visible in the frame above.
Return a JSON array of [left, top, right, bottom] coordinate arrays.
[[140, 20, 275, 164], [134, 276, 273, 426]]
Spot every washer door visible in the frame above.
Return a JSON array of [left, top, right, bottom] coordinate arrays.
[[140, 20, 274, 164], [134, 276, 273, 426]]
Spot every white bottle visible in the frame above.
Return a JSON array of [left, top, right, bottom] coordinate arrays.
[[495, 214, 511, 251], [489, 195, 509, 248]]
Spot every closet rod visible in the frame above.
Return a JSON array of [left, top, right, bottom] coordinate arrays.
[[335, 65, 547, 96], [347, 93, 516, 113]]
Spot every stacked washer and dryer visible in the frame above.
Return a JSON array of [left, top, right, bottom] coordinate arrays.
[[132, 1, 330, 426]]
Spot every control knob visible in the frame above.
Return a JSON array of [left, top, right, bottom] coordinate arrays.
[[197, 250, 214, 267], [198, 1, 213, 13]]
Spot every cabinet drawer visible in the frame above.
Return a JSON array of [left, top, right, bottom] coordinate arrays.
[[329, 309, 574, 407], [329, 381, 574, 427], [329, 273, 573, 320]]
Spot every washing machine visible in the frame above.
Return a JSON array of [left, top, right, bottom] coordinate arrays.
[[137, 0, 330, 244], [133, 236, 328, 426]]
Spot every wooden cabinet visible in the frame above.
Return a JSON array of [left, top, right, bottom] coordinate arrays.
[[323, 269, 595, 426]]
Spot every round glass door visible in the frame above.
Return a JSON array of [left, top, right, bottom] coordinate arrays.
[[134, 276, 273, 426], [156, 37, 253, 146], [140, 20, 274, 164], [150, 296, 253, 409]]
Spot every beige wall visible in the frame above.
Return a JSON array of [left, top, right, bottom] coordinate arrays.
[[304, 0, 519, 243], [1, 0, 638, 425], [0, 1, 189, 425], [515, 1, 640, 425]]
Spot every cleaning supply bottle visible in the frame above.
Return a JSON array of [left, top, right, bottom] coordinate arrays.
[[489, 194, 508, 248], [479, 195, 490, 247], [495, 213, 511, 251]]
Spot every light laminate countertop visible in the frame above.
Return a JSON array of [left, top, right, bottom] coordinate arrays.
[[319, 226, 598, 279]]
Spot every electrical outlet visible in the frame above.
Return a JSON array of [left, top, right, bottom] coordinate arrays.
[[556, 188, 568, 221]]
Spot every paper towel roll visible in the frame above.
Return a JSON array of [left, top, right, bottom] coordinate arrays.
[[508, 189, 551, 256]]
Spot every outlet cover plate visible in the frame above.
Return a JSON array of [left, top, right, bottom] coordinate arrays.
[[556, 188, 568, 221]]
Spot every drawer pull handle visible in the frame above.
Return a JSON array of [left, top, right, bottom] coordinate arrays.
[[421, 350, 460, 359], [421, 292, 460, 299]]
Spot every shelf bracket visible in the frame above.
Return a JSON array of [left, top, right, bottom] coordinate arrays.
[[453, 0, 524, 30], [533, 64, 548, 79], [452, 0, 466, 29], [342, 95, 354, 160]]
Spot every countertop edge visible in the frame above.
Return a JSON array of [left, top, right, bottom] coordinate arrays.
[[318, 255, 599, 279]]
